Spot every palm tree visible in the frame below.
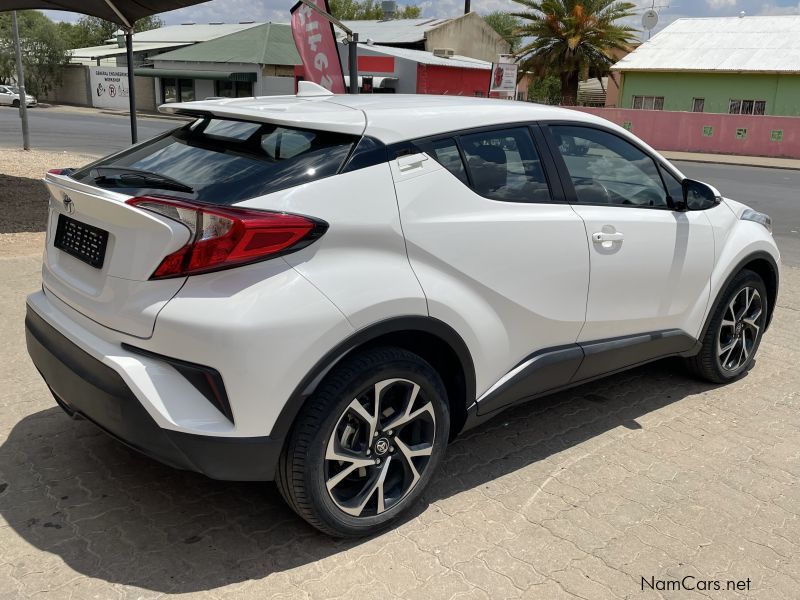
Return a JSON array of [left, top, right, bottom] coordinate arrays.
[[512, 0, 637, 105]]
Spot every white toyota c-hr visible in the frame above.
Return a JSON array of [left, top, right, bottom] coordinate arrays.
[[26, 87, 779, 537]]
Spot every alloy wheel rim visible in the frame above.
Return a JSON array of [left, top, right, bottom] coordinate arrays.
[[717, 286, 763, 372], [324, 378, 436, 518]]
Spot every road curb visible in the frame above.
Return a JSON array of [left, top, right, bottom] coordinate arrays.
[[99, 110, 191, 122], [662, 153, 800, 171]]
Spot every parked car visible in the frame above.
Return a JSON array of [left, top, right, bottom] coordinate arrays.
[[26, 88, 779, 537], [0, 84, 37, 107]]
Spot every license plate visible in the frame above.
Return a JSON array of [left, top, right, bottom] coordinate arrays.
[[54, 214, 109, 269]]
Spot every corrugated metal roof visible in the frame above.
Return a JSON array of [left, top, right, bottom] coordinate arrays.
[[613, 16, 800, 73], [339, 18, 452, 44], [150, 24, 301, 66], [70, 42, 191, 59], [359, 44, 491, 70], [132, 22, 265, 43]]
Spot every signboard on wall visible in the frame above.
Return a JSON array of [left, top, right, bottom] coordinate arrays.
[[489, 62, 518, 95], [89, 67, 130, 109]]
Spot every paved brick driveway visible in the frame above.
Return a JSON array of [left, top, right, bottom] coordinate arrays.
[[1, 249, 798, 600]]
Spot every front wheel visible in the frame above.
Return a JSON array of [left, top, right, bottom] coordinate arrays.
[[12, 99, 20, 108], [686, 269, 768, 383], [277, 346, 450, 537]]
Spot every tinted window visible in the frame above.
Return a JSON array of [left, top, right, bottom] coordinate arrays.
[[72, 119, 357, 205], [551, 125, 668, 208], [660, 165, 684, 206], [460, 128, 550, 202], [418, 138, 468, 184]]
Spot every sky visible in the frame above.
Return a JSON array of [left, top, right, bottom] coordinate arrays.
[[42, 0, 800, 37]]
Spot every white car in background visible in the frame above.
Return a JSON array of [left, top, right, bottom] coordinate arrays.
[[26, 88, 779, 537], [0, 84, 37, 107]]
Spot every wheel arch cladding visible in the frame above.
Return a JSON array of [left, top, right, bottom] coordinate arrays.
[[271, 317, 476, 444], [704, 251, 780, 340], [741, 256, 779, 329]]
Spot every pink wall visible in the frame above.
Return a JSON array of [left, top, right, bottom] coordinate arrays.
[[569, 107, 800, 159]]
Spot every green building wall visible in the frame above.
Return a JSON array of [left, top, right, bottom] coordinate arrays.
[[619, 71, 800, 116]]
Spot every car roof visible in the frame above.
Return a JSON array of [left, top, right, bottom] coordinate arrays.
[[160, 94, 619, 145]]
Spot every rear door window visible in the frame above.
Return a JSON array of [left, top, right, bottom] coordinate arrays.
[[459, 128, 551, 203], [72, 118, 358, 205], [417, 138, 468, 184]]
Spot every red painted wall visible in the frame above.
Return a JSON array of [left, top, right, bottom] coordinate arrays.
[[417, 64, 490, 97], [358, 56, 395, 73], [570, 107, 800, 159]]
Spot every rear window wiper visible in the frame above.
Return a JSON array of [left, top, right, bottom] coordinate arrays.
[[91, 167, 194, 193]]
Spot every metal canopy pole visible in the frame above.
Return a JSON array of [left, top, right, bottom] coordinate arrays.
[[125, 29, 138, 143], [11, 11, 30, 150], [298, 0, 359, 94], [348, 33, 359, 94], [103, 0, 138, 143]]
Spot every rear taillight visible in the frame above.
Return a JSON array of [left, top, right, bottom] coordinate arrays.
[[126, 196, 327, 279]]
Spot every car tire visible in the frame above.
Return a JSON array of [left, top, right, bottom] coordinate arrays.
[[12, 99, 19, 108], [686, 269, 768, 383], [276, 346, 450, 537]]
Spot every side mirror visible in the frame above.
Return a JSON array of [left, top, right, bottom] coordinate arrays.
[[682, 179, 722, 211]]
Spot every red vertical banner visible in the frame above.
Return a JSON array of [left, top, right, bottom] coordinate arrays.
[[290, 0, 346, 94]]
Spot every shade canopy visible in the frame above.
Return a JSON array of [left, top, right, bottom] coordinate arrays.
[[0, 0, 213, 145], [0, 0, 210, 27]]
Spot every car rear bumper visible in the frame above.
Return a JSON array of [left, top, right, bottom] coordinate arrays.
[[25, 306, 281, 481]]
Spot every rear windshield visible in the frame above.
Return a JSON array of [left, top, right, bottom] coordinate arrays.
[[72, 118, 358, 205]]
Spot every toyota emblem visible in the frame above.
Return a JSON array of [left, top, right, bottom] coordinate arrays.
[[63, 195, 75, 215]]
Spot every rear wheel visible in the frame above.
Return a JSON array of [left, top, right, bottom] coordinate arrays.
[[686, 269, 768, 383], [12, 99, 19, 108], [277, 346, 450, 537]]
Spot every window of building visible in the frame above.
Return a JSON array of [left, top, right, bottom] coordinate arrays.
[[161, 78, 194, 103], [550, 125, 669, 208], [729, 99, 766, 115], [692, 98, 705, 113], [459, 128, 551, 203], [215, 80, 254, 98], [632, 96, 664, 110]]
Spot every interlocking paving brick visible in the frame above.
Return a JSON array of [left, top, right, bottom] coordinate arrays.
[[1, 256, 799, 599]]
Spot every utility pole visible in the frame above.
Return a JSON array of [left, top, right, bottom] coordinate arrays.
[[11, 11, 30, 150], [465, 1, 471, 14]]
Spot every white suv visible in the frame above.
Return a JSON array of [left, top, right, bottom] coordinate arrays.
[[26, 90, 780, 537]]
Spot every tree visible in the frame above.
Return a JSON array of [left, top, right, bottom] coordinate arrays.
[[0, 11, 70, 97], [512, 0, 636, 105], [60, 14, 164, 49], [484, 12, 522, 53], [527, 75, 561, 104], [330, 0, 421, 20]]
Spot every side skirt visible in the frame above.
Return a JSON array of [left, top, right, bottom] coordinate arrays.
[[471, 329, 696, 422]]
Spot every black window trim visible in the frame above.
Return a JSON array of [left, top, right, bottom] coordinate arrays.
[[388, 121, 567, 205], [539, 120, 687, 212]]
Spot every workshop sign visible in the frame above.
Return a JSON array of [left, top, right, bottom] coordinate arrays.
[[90, 67, 130, 110]]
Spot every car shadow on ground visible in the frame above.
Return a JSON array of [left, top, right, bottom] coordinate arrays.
[[0, 359, 721, 593], [0, 174, 48, 234]]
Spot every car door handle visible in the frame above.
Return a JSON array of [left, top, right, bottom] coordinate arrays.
[[396, 153, 429, 172], [592, 231, 624, 243]]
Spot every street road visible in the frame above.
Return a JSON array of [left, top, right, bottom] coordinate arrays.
[[0, 104, 179, 155], [677, 161, 800, 267], [2, 105, 797, 264]]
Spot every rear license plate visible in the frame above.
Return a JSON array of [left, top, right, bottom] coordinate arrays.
[[54, 214, 109, 269]]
